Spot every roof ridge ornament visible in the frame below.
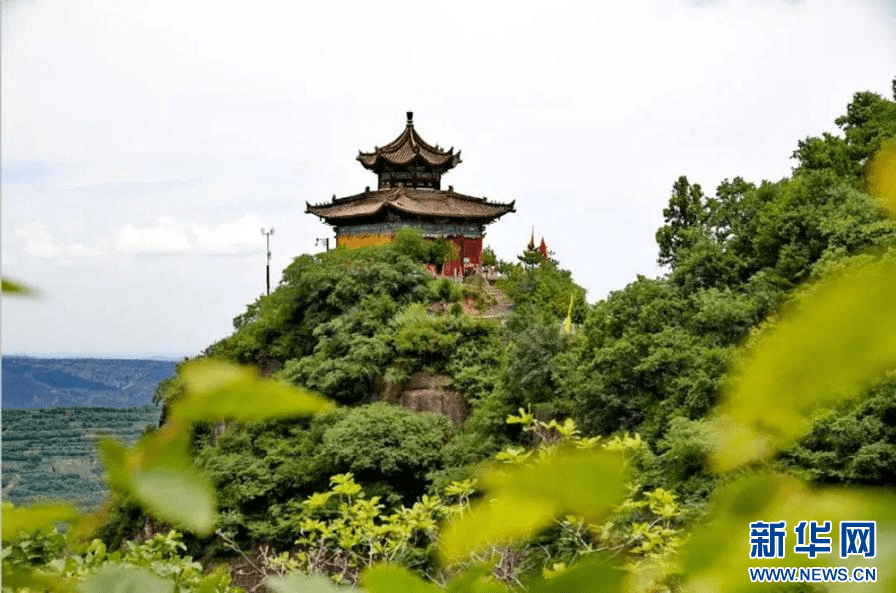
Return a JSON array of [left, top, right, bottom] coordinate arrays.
[[406, 111, 413, 125]]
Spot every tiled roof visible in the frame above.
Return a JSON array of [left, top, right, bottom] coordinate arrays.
[[357, 113, 461, 171], [306, 186, 515, 222]]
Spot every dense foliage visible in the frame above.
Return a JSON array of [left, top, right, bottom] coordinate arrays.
[[197, 404, 451, 546], [2, 521, 240, 593]]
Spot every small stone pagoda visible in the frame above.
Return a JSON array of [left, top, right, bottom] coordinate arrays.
[[306, 112, 515, 276]]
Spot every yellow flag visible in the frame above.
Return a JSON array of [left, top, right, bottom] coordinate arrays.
[[563, 293, 574, 334], [867, 137, 896, 216]]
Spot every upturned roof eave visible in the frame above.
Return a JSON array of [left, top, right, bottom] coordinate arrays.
[[356, 149, 461, 171], [306, 191, 515, 223]]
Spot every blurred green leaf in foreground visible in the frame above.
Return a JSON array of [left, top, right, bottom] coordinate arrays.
[[1, 277, 36, 296], [711, 254, 896, 472], [98, 360, 334, 536]]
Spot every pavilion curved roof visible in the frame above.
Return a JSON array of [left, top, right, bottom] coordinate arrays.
[[306, 186, 514, 222], [357, 112, 461, 171]]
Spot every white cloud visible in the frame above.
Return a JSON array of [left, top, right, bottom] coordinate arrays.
[[113, 214, 268, 256], [16, 222, 103, 259], [191, 214, 270, 256], [114, 220, 192, 255]]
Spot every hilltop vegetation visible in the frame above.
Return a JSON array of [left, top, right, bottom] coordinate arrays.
[[148, 229, 589, 552], [4, 82, 895, 593]]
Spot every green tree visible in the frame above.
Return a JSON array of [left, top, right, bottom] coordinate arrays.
[[781, 381, 896, 486], [655, 175, 708, 268], [318, 404, 450, 504], [498, 259, 587, 324]]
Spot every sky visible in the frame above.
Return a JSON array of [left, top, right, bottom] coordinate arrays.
[[2, 0, 895, 358]]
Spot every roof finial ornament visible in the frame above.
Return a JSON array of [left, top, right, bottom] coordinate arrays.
[[357, 113, 461, 172]]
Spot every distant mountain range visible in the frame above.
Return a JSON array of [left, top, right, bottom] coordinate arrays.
[[2, 357, 178, 409]]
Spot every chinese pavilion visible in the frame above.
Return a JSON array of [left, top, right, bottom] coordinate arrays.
[[306, 112, 515, 276]]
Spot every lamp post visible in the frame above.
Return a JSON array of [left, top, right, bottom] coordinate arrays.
[[261, 228, 274, 295]]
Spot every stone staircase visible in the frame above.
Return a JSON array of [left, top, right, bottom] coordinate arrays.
[[474, 280, 513, 320]]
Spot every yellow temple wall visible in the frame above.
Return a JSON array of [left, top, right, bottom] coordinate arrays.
[[336, 233, 395, 249]]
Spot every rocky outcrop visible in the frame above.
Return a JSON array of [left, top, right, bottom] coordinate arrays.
[[378, 371, 469, 425]]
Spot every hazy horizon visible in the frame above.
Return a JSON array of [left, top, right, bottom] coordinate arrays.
[[3, 352, 189, 360]]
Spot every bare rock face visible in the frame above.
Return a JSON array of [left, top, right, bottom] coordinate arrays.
[[377, 371, 468, 425], [259, 358, 282, 377]]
